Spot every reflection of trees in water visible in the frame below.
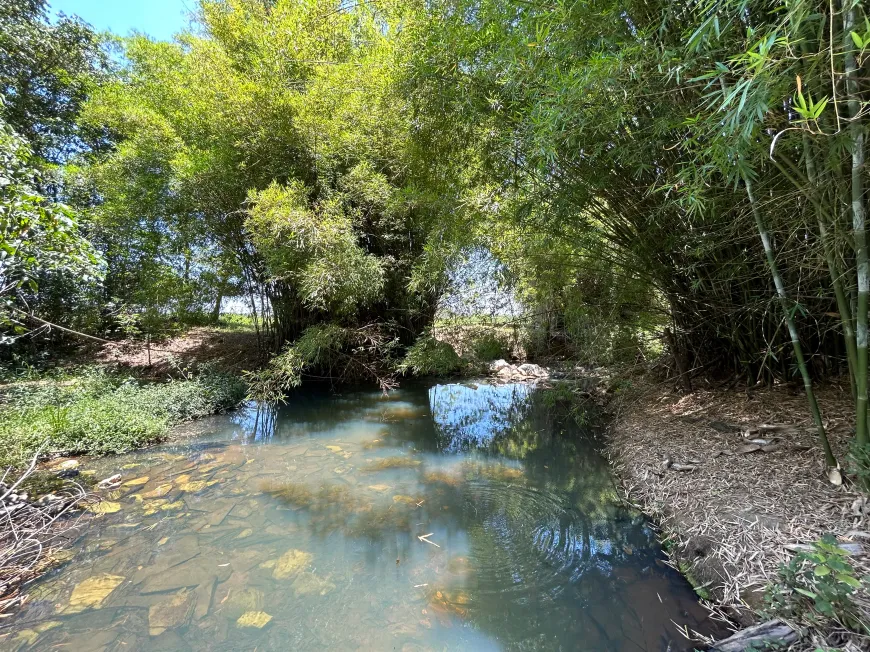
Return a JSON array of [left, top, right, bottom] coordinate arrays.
[[423, 383, 711, 650], [231, 403, 279, 441]]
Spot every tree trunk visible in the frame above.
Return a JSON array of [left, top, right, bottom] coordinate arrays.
[[210, 279, 226, 324]]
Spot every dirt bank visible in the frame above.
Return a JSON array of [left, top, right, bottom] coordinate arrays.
[[605, 379, 870, 650], [93, 325, 263, 377]]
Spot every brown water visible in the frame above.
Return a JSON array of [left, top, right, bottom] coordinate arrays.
[[3, 381, 721, 651]]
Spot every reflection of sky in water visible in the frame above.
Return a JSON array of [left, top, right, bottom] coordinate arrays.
[[429, 382, 533, 452]]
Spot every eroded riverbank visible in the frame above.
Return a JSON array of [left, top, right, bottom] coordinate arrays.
[[3, 380, 722, 651]]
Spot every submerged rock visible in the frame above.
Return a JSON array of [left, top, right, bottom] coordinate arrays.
[[85, 501, 121, 515], [141, 559, 231, 593], [223, 588, 265, 619], [65, 574, 125, 613], [142, 484, 173, 498], [272, 549, 313, 579], [236, 611, 272, 629], [148, 588, 196, 636], [292, 571, 335, 596]]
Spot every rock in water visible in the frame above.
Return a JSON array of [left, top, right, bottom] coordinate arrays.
[[148, 588, 196, 636], [65, 574, 125, 613], [516, 363, 549, 378], [292, 571, 336, 596], [272, 549, 313, 579], [223, 588, 265, 619], [489, 359, 512, 373], [236, 611, 272, 629]]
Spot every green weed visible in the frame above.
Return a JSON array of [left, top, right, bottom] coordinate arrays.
[[764, 535, 868, 635], [0, 366, 246, 467]]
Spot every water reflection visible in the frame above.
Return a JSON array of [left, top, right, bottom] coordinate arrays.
[[2, 380, 720, 651]]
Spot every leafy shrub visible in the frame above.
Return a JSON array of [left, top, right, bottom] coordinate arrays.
[[765, 535, 868, 635], [847, 442, 870, 490], [248, 324, 400, 401], [469, 332, 509, 362], [398, 336, 462, 376]]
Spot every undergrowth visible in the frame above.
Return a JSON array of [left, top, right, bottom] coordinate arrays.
[[765, 535, 869, 640], [0, 365, 246, 466]]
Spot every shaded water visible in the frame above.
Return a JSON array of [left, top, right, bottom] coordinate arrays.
[[5, 381, 720, 651]]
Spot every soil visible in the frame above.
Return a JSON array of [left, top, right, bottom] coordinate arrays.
[[605, 377, 870, 650], [92, 326, 264, 378]]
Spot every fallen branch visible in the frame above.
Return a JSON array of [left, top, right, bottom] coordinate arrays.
[[0, 458, 89, 616]]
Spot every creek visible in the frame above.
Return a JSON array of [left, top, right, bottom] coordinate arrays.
[[6, 380, 721, 651]]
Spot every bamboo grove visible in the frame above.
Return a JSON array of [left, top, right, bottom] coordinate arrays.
[[0, 0, 868, 464]]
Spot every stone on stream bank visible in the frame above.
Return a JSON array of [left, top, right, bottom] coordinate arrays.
[[489, 359, 550, 381], [709, 620, 798, 652]]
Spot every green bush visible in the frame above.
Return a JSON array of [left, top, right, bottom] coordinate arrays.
[[0, 366, 247, 467], [765, 535, 868, 635], [398, 336, 462, 376], [469, 332, 509, 362]]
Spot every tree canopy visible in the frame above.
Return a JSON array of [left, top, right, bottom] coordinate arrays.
[[1, 0, 869, 461]]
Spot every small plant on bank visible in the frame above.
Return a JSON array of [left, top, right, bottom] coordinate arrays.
[[398, 335, 462, 377], [540, 382, 598, 427], [764, 535, 869, 635], [846, 441, 870, 491], [469, 332, 509, 362]]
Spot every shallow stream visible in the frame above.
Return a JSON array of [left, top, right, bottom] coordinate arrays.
[[5, 381, 720, 651]]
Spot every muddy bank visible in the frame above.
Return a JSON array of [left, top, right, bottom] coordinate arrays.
[[604, 379, 870, 650]]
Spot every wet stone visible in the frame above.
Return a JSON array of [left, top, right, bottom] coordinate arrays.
[[148, 588, 196, 636], [292, 571, 336, 596], [141, 559, 231, 593], [272, 549, 313, 579], [65, 574, 125, 613]]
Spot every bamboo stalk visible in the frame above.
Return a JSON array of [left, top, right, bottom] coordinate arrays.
[[843, 2, 869, 447], [745, 178, 836, 467], [803, 134, 858, 399]]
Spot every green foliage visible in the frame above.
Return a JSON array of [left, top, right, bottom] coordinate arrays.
[[398, 335, 462, 377], [0, 366, 246, 466], [0, 0, 108, 160], [74, 0, 441, 346], [246, 181, 384, 316], [247, 323, 400, 401], [847, 442, 870, 490], [0, 114, 103, 334], [765, 535, 869, 634], [468, 332, 509, 362]]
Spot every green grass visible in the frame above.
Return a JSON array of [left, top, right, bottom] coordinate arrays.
[[0, 366, 247, 467], [215, 313, 258, 333]]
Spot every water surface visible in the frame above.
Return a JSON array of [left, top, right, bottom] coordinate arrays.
[[5, 381, 719, 651]]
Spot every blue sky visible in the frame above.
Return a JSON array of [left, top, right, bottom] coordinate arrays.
[[50, 0, 193, 41]]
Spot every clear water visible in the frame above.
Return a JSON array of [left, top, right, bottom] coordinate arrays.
[[4, 381, 721, 651]]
